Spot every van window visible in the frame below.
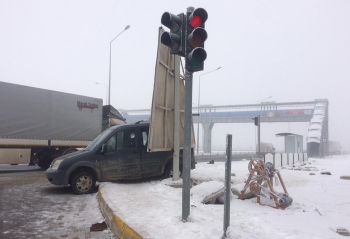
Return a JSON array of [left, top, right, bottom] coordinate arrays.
[[106, 135, 116, 153], [116, 129, 136, 150], [141, 128, 148, 147]]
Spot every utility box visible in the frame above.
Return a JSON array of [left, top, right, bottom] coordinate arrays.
[[0, 149, 30, 164], [276, 133, 303, 153]]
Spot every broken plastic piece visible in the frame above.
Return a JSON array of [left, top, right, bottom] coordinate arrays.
[[90, 221, 107, 232]]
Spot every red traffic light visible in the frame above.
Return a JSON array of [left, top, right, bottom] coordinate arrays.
[[190, 15, 202, 28], [189, 8, 208, 28], [185, 7, 208, 72]]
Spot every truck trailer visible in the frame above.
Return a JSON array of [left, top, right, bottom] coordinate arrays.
[[328, 141, 341, 155], [256, 142, 276, 155], [0, 81, 124, 169]]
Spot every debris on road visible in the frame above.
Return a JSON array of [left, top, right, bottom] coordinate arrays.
[[239, 158, 293, 209], [90, 221, 107, 232]]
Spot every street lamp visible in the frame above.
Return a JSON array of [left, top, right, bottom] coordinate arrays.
[[108, 25, 130, 105], [95, 82, 108, 104], [196, 67, 221, 155], [257, 96, 272, 103]]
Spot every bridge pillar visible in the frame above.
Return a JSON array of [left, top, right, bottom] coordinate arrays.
[[202, 122, 214, 153]]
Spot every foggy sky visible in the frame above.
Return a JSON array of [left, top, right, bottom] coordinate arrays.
[[0, 1, 349, 151]]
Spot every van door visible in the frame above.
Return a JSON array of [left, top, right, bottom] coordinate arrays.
[[140, 127, 169, 177], [98, 128, 142, 180]]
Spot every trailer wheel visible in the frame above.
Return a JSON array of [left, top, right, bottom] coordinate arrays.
[[71, 172, 96, 195], [36, 159, 51, 170], [63, 148, 77, 155], [35, 150, 52, 170]]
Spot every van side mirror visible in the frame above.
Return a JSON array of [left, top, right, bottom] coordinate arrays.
[[101, 144, 107, 154]]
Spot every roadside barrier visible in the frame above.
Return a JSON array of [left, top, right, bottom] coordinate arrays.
[[263, 153, 308, 168]]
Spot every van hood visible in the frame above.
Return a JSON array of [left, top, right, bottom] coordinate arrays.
[[55, 150, 89, 161]]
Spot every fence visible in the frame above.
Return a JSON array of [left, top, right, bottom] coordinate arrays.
[[263, 153, 308, 168]]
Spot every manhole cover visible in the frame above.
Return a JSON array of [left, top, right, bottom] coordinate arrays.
[[337, 228, 350, 236]]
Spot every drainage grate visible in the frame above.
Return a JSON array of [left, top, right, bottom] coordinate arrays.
[[90, 221, 108, 232], [337, 228, 350, 236]]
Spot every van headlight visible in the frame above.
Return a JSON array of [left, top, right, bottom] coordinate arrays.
[[51, 159, 64, 170]]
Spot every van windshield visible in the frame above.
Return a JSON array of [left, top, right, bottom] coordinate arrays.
[[84, 128, 113, 151]]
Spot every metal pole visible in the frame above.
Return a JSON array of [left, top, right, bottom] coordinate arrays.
[[224, 134, 232, 236], [108, 25, 130, 105], [173, 55, 180, 180], [182, 70, 193, 222], [258, 115, 261, 158], [196, 76, 201, 155]]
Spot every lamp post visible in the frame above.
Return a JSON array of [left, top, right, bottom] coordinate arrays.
[[196, 67, 221, 155], [108, 25, 130, 105], [95, 82, 108, 104], [257, 96, 272, 103]]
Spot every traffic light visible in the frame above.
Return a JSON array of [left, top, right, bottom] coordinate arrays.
[[185, 8, 208, 72], [161, 12, 185, 56], [253, 116, 260, 126]]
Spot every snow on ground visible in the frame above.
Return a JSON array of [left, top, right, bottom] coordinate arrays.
[[101, 155, 350, 239]]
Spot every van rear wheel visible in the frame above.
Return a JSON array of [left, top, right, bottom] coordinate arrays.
[[71, 172, 96, 194]]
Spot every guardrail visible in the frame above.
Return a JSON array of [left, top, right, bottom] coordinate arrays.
[[197, 151, 256, 156], [264, 153, 308, 168]]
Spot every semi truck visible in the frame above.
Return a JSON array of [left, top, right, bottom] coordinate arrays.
[[328, 141, 342, 155], [256, 142, 276, 155], [0, 81, 124, 169]]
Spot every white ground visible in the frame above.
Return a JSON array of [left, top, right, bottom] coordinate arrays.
[[100, 155, 350, 239]]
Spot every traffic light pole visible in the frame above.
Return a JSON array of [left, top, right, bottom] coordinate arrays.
[[182, 70, 193, 222], [160, 6, 208, 222]]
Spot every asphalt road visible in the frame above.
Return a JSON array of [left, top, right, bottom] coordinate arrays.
[[0, 170, 116, 239], [0, 156, 256, 238]]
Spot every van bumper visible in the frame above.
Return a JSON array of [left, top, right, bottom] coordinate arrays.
[[46, 169, 67, 186]]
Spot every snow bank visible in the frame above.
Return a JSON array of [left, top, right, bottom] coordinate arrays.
[[101, 156, 350, 239]]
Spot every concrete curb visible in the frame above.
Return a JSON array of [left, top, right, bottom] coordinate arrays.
[[0, 165, 42, 174], [98, 184, 147, 239]]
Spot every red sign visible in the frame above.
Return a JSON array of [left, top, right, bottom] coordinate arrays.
[[284, 109, 311, 115], [77, 101, 99, 113]]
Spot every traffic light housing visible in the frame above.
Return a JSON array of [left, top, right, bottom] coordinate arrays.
[[161, 12, 185, 56], [185, 8, 208, 72], [253, 116, 260, 126]]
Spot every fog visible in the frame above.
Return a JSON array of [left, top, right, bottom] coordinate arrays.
[[0, 1, 349, 151]]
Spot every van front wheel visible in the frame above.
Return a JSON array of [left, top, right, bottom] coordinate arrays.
[[71, 172, 96, 194]]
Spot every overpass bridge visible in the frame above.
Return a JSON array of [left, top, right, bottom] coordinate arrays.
[[120, 100, 329, 157]]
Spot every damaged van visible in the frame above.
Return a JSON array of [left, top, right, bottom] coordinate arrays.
[[46, 121, 195, 194]]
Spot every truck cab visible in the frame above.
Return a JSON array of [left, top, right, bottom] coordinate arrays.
[[46, 121, 195, 194]]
